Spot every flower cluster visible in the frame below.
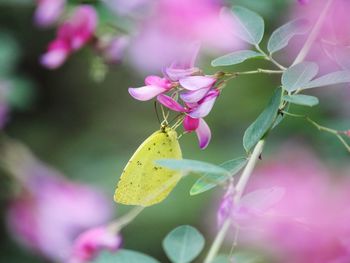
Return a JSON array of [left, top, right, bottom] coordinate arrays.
[[129, 48, 219, 149], [69, 226, 122, 263], [41, 5, 97, 69], [2, 140, 116, 262], [217, 145, 350, 263]]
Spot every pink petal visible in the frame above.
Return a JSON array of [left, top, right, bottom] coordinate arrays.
[[128, 85, 167, 101], [157, 94, 186, 112], [188, 90, 219, 118], [183, 115, 199, 132], [40, 49, 69, 69], [240, 187, 285, 215], [196, 118, 211, 149], [180, 87, 210, 103], [179, 76, 216, 91], [69, 226, 122, 262], [145, 75, 171, 89], [165, 67, 199, 81]]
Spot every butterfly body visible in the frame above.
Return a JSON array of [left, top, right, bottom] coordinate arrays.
[[114, 127, 182, 206]]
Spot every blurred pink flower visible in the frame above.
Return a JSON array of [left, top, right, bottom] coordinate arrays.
[[291, 0, 350, 72], [69, 226, 122, 263], [102, 0, 151, 16], [2, 141, 113, 262], [223, 144, 350, 263], [34, 0, 66, 27], [128, 0, 244, 72], [129, 46, 218, 149], [98, 36, 130, 64], [41, 5, 97, 69]]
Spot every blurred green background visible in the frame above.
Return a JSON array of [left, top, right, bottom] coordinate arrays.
[[0, 0, 349, 262]]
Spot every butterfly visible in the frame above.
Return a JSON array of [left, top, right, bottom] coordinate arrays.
[[114, 126, 182, 206]]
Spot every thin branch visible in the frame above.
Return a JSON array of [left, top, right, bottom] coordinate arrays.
[[255, 45, 286, 70], [292, 0, 334, 66], [203, 140, 265, 263]]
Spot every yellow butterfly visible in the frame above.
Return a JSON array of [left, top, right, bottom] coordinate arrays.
[[114, 126, 182, 207]]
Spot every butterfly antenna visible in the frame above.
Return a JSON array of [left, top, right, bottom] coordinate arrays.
[[160, 105, 169, 125], [154, 101, 161, 125]]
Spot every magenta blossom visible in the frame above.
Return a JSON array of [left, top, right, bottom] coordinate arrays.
[[34, 0, 65, 27], [3, 141, 113, 262], [220, 144, 350, 263], [41, 5, 97, 69], [69, 226, 122, 263], [129, 47, 219, 149], [127, 0, 245, 72]]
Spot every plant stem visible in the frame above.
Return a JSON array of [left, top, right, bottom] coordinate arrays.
[[109, 206, 145, 233], [203, 140, 265, 263], [282, 111, 350, 153], [236, 69, 284, 75], [292, 0, 333, 66], [255, 45, 286, 70]]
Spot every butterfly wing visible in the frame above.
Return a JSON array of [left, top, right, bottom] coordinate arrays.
[[114, 128, 182, 206]]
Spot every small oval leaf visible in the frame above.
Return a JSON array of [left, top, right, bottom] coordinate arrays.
[[302, 70, 350, 89], [281, 62, 319, 92], [190, 157, 247, 196], [230, 6, 265, 45], [268, 19, 310, 54], [163, 225, 205, 263], [283, 94, 319, 107], [93, 250, 160, 263], [157, 159, 229, 175], [211, 50, 263, 67], [243, 88, 282, 152]]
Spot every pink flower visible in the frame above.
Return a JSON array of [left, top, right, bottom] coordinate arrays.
[[3, 141, 113, 262], [128, 0, 245, 72], [98, 36, 130, 64], [290, 0, 350, 73], [129, 76, 172, 101], [129, 46, 219, 149], [34, 0, 65, 27], [41, 5, 97, 69], [344, 130, 350, 137], [222, 144, 350, 263], [69, 226, 122, 263]]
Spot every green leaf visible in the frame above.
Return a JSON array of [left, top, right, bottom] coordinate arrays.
[[190, 157, 247, 196], [281, 62, 319, 92], [7, 77, 36, 110], [93, 250, 160, 263], [157, 159, 229, 175], [268, 19, 310, 54], [283, 94, 319, 107], [302, 70, 350, 89], [231, 6, 265, 45], [243, 88, 282, 152], [211, 50, 263, 67], [163, 225, 205, 263]]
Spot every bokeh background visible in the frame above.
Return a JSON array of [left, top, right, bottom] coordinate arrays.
[[0, 0, 349, 262]]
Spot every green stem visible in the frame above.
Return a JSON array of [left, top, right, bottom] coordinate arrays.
[[282, 111, 350, 153], [255, 45, 286, 70], [235, 69, 284, 75], [109, 206, 145, 233], [203, 140, 265, 263]]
